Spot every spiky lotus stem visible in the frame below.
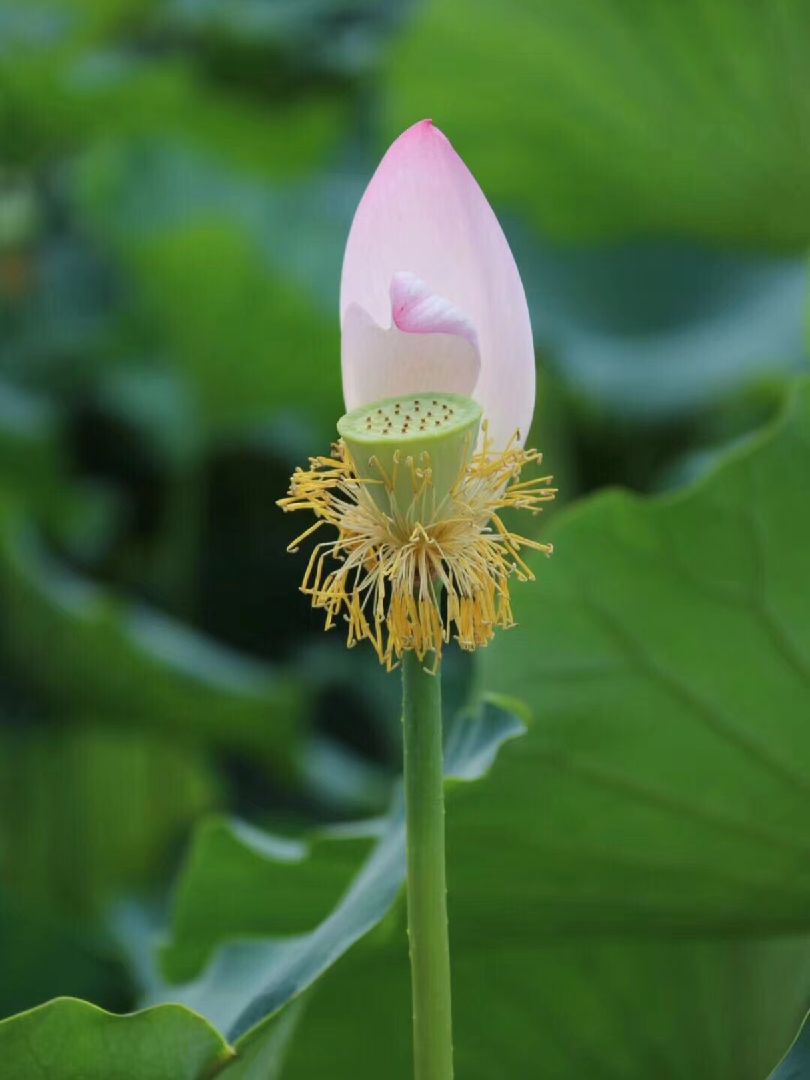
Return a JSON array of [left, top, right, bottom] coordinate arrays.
[[278, 392, 555, 1080], [402, 648, 453, 1080]]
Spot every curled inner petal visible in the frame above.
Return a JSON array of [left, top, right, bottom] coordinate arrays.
[[342, 273, 481, 412], [390, 271, 479, 348]]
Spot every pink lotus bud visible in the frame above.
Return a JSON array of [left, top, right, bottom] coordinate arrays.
[[340, 119, 535, 451]]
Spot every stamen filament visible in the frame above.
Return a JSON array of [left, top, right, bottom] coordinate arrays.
[[279, 427, 555, 669]]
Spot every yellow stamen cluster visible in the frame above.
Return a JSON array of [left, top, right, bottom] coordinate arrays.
[[278, 431, 555, 670]]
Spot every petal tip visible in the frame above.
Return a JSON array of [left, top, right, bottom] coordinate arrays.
[[394, 118, 452, 152]]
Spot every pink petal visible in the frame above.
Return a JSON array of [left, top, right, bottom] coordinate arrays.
[[342, 301, 479, 410], [390, 271, 478, 348], [341, 119, 535, 448]]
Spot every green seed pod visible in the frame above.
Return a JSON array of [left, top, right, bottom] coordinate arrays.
[[337, 392, 482, 523]]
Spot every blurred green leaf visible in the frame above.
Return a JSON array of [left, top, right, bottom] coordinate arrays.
[[0, 235, 115, 393], [0, 987, 303, 1080], [127, 221, 339, 433], [76, 139, 362, 309], [514, 231, 809, 420], [1, 27, 346, 175], [280, 932, 809, 1079], [388, 0, 810, 249], [156, 0, 411, 80], [139, 699, 525, 1040], [480, 378, 810, 935], [0, 896, 126, 1020], [0, 381, 62, 509], [0, 723, 216, 914], [160, 816, 373, 983], [75, 143, 345, 434], [0, 507, 303, 767], [272, 379, 810, 1077], [73, 63, 346, 180], [0, 998, 234, 1080], [219, 1003, 303, 1080], [770, 1011, 810, 1079]]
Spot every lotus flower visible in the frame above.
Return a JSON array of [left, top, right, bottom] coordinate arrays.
[[340, 119, 535, 452], [279, 121, 554, 669]]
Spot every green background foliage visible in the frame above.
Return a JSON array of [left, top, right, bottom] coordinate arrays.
[[0, 0, 809, 1076]]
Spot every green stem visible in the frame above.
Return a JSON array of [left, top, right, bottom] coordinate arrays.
[[402, 651, 453, 1080]]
